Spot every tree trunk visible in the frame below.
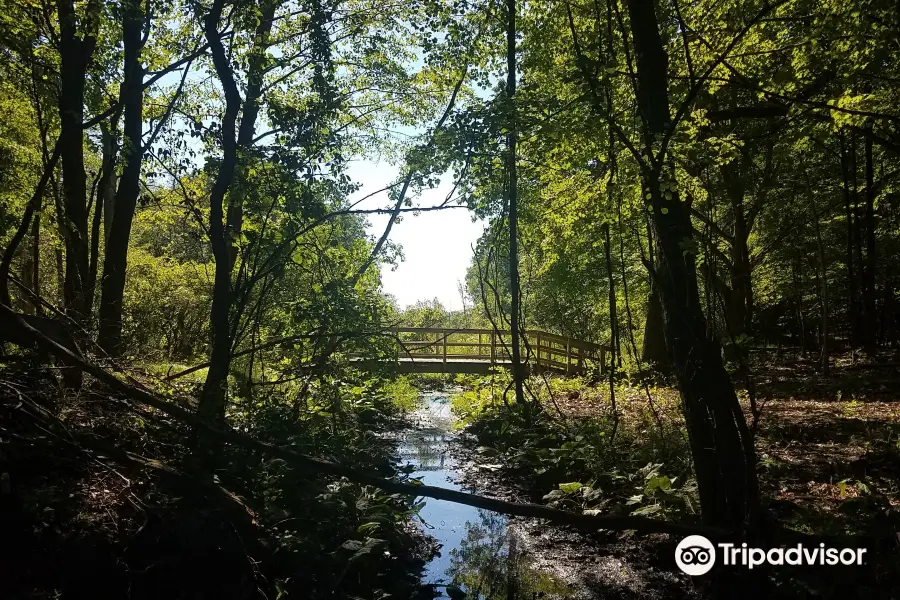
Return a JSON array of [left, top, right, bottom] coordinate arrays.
[[1, 143, 60, 307], [55, 248, 64, 306], [811, 201, 829, 375], [98, 4, 145, 356], [56, 0, 99, 332], [721, 158, 753, 337], [850, 133, 865, 336], [625, 0, 758, 535], [863, 130, 877, 355], [840, 131, 858, 347], [194, 0, 244, 459], [506, 0, 525, 405], [20, 245, 34, 314], [225, 0, 277, 271], [30, 211, 41, 315], [603, 222, 619, 433], [795, 256, 807, 354], [88, 121, 118, 310], [641, 287, 668, 367], [603, 222, 620, 363]]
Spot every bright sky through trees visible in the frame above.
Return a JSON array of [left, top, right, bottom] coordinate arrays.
[[348, 159, 485, 311]]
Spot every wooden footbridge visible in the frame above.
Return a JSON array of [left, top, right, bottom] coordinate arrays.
[[354, 328, 610, 374]]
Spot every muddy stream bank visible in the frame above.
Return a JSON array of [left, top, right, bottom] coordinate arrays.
[[396, 389, 692, 600]]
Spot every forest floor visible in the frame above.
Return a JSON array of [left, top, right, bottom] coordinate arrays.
[[2, 355, 899, 599], [451, 353, 900, 599], [0, 364, 435, 600]]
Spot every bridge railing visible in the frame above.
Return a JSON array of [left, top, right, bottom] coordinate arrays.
[[384, 327, 610, 374]]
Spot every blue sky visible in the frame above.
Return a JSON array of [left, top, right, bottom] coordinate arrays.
[[346, 159, 486, 311]]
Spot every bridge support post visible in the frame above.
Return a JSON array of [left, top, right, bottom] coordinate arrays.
[[442, 333, 447, 365], [491, 332, 496, 364]]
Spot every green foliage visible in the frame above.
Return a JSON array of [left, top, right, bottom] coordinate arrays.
[[379, 376, 421, 412], [121, 247, 211, 361], [4, 0, 900, 595], [454, 376, 695, 519]]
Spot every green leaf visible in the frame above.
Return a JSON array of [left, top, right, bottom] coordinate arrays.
[[632, 504, 662, 516], [558, 482, 583, 494]]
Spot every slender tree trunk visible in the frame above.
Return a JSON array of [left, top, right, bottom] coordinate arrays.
[[603, 223, 620, 364], [625, 0, 758, 534], [840, 131, 858, 347], [850, 134, 865, 328], [20, 246, 34, 313], [55, 248, 64, 306], [225, 0, 277, 271], [703, 195, 715, 339], [505, 0, 525, 405], [642, 214, 669, 367], [30, 211, 41, 315], [616, 194, 641, 364], [883, 268, 896, 347], [194, 0, 244, 458], [641, 287, 667, 366], [1, 143, 61, 307], [54, 0, 101, 389], [721, 159, 753, 337], [863, 131, 877, 355], [98, 4, 145, 356], [603, 222, 619, 434], [732, 214, 752, 336], [795, 257, 806, 355], [811, 201, 829, 375], [88, 122, 117, 310]]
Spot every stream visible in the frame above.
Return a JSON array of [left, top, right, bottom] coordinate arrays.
[[397, 390, 576, 599]]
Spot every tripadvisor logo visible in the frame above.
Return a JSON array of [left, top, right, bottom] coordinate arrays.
[[675, 535, 716, 575], [675, 535, 867, 576]]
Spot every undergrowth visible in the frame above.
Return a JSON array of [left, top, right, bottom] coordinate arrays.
[[0, 364, 436, 600], [450, 372, 697, 521]]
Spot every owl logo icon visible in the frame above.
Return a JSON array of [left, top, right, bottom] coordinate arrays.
[[675, 535, 716, 575]]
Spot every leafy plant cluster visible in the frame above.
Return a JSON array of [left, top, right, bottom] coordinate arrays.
[[209, 373, 435, 599], [452, 374, 697, 521]]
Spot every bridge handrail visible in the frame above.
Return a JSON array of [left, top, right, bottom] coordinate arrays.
[[385, 327, 609, 350], [382, 327, 611, 373]]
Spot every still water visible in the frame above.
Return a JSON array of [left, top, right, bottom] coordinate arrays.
[[397, 391, 574, 599]]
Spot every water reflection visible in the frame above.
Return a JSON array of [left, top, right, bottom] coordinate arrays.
[[399, 392, 574, 600], [449, 512, 575, 599]]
